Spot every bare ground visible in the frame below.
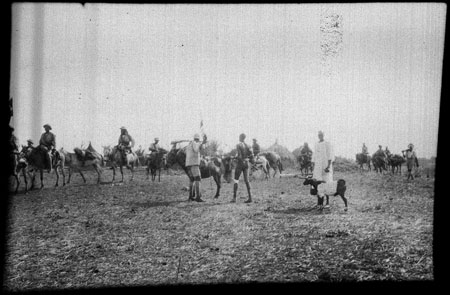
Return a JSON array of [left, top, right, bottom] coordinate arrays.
[[3, 167, 434, 291]]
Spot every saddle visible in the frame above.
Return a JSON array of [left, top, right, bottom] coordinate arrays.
[[74, 148, 97, 163]]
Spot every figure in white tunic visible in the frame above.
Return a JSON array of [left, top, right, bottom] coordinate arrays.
[[312, 130, 334, 183]]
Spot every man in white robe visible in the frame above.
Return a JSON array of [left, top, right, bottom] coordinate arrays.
[[312, 130, 334, 182]]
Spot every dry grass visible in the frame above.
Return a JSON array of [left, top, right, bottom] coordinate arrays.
[[3, 167, 434, 291]]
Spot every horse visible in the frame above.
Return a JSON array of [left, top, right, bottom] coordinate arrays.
[[103, 145, 140, 182], [371, 153, 388, 174], [19, 145, 57, 190], [355, 153, 371, 172], [250, 155, 270, 180], [387, 154, 406, 174], [9, 150, 28, 194], [259, 151, 283, 178], [61, 145, 104, 184], [166, 147, 226, 200], [297, 154, 313, 175], [146, 149, 168, 182]]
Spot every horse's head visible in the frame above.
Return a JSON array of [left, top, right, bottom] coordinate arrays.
[[221, 155, 235, 183], [167, 147, 183, 167]]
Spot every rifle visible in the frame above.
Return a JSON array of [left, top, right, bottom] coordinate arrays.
[[170, 140, 191, 145]]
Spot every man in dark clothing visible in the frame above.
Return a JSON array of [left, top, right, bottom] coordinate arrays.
[[231, 133, 254, 203], [39, 124, 56, 173]]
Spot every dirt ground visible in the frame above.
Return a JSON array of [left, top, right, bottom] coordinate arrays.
[[3, 166, 434, 291]]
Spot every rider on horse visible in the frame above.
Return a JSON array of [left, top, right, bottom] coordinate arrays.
[[149, 137, 161, 155], [39, 124, 56, 173], [117, 126, 135, 161], [300, 142, 313, 163]]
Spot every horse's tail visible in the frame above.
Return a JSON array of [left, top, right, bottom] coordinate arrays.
[[278, 159, 284, 173]]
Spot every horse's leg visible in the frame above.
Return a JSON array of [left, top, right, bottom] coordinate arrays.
[[14, 174, 20, 194], [79, 170, 86, 183], [146, 165, 150, 180], [39, 169, 44, 189], [130, 165, 134, 182], [213, 173, 221, 198], [30, 171, 36, 190], [61, 166, 66, 186], [158, 168, 161, 182], [111, 166, 116, 183], [94, 165, 101, 184], [120, 165, 124, 182], [22, 168, 28, 193], [55, 166, 59, 187]]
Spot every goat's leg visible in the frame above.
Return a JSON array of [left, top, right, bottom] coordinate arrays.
[[340, 194, 348, 211]]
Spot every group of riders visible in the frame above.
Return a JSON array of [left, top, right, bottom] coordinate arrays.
[[360, 142, 419, 180]]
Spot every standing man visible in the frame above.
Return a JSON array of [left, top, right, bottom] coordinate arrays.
[[118, 127, 135, 160], [312, 131, 334, 183], [185, 133, 207, 202], [232, 133, 254, 203], [39, 124, 56, 173], [402, 143, 419, 180]]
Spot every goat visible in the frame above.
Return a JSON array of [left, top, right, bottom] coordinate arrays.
[[303, 177, 348, 211]]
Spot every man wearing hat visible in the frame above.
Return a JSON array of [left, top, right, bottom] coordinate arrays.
[[232, 133, 254, 203], [118, 127, 135, 159], [149, 137, 161, 154], [402, 143, 419, 180], [23, 139, 34, 156], [312, 131, 334, 183], [185, 133, 208, 202], [252, 139, 261, 158], [39, 124, 56, 173]]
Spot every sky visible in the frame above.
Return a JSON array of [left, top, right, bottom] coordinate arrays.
[[10, 3, 445, 158]]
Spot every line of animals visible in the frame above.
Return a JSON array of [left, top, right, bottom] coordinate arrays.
[[9, 139, 286, 195]]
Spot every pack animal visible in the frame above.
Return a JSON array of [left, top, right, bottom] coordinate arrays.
[[146, 148, 168, 182], [250, 155, 270, 180], [61, 144, 104, 184], [166, 147, 227, 200], [298, 154, 313, 175], [259, 151, 283, 178], [355, 153, 371, 172]]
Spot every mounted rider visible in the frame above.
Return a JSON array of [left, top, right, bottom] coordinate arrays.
[[300, 142, 313, 159], [149, 137, 161, 155], [23, 139, 34, 156], [117, 126, 135, 160], [39, 124, 56, 173], [385, 146, 392, 158]]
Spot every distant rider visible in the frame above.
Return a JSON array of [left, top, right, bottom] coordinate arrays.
[[39, 124, 56, 173]]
